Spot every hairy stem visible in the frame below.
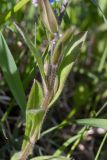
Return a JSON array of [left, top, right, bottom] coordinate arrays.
[[20, 34, 59, 160], [58, 0, 68, 24]]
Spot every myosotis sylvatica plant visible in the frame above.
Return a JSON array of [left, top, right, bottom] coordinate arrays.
[[12, 0, 87, 159], [1, 1, 107, 159], [1, 0, 87, 160]]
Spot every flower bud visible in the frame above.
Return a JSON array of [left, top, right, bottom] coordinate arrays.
[[38, 0, 58, 33], [52, 27, 74, 65]]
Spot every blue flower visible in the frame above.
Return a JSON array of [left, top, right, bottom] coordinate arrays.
[[32, 0, 59, 7], [50, 0, 55, 3], [49, 0, 60, 3]]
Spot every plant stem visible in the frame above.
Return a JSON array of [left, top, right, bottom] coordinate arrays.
[[20, 132, 38, 160], [58, 0, 68, 24], [20, 33, 59, 160]]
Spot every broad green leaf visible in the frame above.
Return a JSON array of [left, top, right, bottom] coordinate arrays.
[[76, 118, 107, 129], [0, 0, 30, 25], [0, 31, 26, 113], [31, 155, 70, 160], [21, 80, 45, 157], [15, 24, 46, 84], [49, 32, 87, 107]]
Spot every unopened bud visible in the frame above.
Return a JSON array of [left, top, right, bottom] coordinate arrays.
[[38, 0, 58, 33], [52, 27, 74, 65]]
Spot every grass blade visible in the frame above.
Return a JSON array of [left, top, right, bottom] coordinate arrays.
[[95, 132, 107, 160], [76, 118, 107, 129], [15, 24, 46, 84], [0, 31, 26, 113], [31, 156, 70, 160], [54, 135, 80, 156]]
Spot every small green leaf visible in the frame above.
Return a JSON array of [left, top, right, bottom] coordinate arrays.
[[31, 155, 70, 160], [26, 80, 43, 110], [0, 31, 26, 113], [76, 118, 107, 129], [21, 80, 45, 156], [49, 32, 87, 107]]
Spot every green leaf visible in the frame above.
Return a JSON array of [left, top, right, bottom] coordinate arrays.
[[21, 80, 45, 156], [31, 155, 70, 160], [0, 31, 26, 113], [49, 32, 87, 107], [76, 118, 107, 129], [11, 152, 21, 160], [0, 0, 30, 25], [15, 24, 46, 84]]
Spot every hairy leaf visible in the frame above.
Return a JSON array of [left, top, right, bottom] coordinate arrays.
[[21, 80, 45, 156], [49, 32, 87, 107]]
